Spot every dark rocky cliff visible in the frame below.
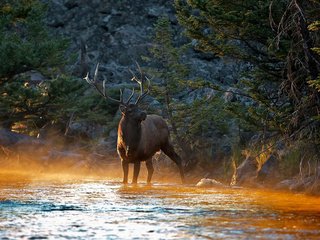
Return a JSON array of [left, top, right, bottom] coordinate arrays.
[[43, 0, 244, 86]]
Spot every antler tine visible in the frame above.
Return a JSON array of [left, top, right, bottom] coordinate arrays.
[[135, 75, 151, 105], [93, 62, 100, 82], [84, 64, 106, 99], [84, 63, 124, 104], [128, 63, 151, 104], [119, 88, 124, 103], [129, 68, 140, 84], [136, 61, 144, 83], [102, 79, 125, 104], [125, 88, 135, 105]]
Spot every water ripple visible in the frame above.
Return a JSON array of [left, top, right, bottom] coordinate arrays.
[[0, 180, 320, 239]]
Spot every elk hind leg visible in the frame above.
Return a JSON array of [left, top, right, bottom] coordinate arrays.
[[146, 158, 154, 184], [161, 143, 185, 183], [132, 161, 141, 184]]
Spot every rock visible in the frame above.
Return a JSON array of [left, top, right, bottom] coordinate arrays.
[[185, 88, 216, 104], [257, 154, 279, 184], [93, 137, 117, 156], [276, 179, 296, 190], [45, 1, 69, 28], [276, 177, 315, 192], [224, 87, 240, 102], [102, 15, 112, 24], [306, 179, 320, 196], [231, 156, 258, 186], [0, 129, 42, 147], [0, 129, 47, 162], [64, 0, 78, 9], [68, 121, 104, 140], [43, 0, 246, 86], [24, 70, 47, 84], [196, 178, 225, 188], [146, 6, 169, 18], [14, 70, 47, 86]]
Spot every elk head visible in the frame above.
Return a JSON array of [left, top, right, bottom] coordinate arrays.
[[84, 62, 151, 116]]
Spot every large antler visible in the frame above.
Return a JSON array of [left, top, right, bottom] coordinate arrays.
[[129, 62, 151, 105], [84, 63, 135, 105]]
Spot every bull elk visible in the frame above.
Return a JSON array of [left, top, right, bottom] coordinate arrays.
[[84, 63, 185, 184]]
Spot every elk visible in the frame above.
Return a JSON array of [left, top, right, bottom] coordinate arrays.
[[85, 63, 185, 184]]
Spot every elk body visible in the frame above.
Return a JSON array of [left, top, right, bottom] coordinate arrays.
[[85, 64, 185, 184]]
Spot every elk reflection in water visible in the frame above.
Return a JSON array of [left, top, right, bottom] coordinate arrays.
[[1, 176, 320, 239]]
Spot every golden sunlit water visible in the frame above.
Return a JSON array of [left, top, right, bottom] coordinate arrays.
[[1, 174, 320, 239]]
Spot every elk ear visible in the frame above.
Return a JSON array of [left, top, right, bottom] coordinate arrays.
[[140, 112, 147, 121], [119, 105, 126, 114]]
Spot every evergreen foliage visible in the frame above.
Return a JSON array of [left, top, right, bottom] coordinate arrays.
[[147, 17, 232, 164], [175, 0, 320, 147], [0, 0, 68, 82], [0, 0, 117, 136]]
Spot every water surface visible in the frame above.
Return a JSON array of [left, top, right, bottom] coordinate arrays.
[[1, 176, 320, 239]]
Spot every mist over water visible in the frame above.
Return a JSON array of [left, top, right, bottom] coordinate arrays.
[[1, 172, 320, 239]]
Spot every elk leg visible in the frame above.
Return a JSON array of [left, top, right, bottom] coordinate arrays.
[[161, 143, 185, 184], [132, 161, 141, 184], [146, 158, 154, 184], [121, 160, 129, 184]]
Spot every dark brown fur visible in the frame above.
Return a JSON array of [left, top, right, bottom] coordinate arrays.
[[117, 105, 185, 184]]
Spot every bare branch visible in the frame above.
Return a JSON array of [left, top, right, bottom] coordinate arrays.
[[268, 0, 277, 31]]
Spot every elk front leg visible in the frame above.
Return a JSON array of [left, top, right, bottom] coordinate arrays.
[[132, 161, 141, 184], [146, 158, 154, 184], [121, 160, 129, 184]]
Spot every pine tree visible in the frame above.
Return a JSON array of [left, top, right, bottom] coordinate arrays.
[[147, 16, 232, 166], [0, 0, 117, 136], [175, 0, 320, 145], [0, 0, 68, 84]]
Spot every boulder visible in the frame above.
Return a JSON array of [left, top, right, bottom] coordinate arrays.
[[276, 177, 314, 192], [257, 154, 280, 184], [231, 156, 258, 186], [0, 129, 42, 147], [223, 87, 242, 102], [196, 178, 225, 188]]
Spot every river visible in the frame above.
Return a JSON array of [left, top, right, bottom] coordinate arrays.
[[1, 174, 320, 239]]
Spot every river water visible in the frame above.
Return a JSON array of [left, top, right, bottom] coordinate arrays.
[[1, 175, 320, 239]]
